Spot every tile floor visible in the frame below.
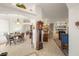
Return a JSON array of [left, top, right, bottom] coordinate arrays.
[[0, 35, 64, 56]]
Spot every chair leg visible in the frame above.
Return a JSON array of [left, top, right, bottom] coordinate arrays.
[[10, 41, 11, 46], [6, 40, 9, 46], [13, 40, 16, 44], [19, 37, 23, 42], [6, 42, 8, 46]]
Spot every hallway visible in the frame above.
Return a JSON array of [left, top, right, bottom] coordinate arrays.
[[0, 35, 64, 56]]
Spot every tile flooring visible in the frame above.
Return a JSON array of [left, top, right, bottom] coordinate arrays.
[[0, 35, 64, 56]]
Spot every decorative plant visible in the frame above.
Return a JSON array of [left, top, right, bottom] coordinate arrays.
[[16, 3, 26, 9]]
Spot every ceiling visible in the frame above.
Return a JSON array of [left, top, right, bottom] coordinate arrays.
[[0, 3, 68, 22], [37, 3, 68, 22], [0, 3, 36, 17]]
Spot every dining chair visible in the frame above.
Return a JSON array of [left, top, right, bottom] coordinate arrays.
[[9, 35, 16, 45], [5, 33, 16, 45], [18, 33, 24, 42], [4, 33, 10, 45]]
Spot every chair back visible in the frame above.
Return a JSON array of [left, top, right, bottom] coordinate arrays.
[[4, 33, 9, 40]]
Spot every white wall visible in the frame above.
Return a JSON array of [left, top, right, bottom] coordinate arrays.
[[0, 19, 9, 34], [9, 18, 23, 33], [68, 4, 79, 56], [35, 6, 43, 20], [0, 19, 9, 44]]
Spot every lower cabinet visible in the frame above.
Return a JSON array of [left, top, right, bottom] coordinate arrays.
[[43, 32, 48, 42]]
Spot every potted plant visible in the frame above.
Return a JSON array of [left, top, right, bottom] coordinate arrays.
[[16, 3, 26, 9]]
